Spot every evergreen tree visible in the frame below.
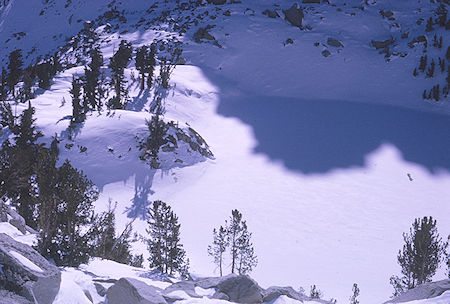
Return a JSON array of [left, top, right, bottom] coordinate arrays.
[[207, 226, 227, 276], [419, 56, 427, 72], [6, 49, 23, 97], [136, 45, 149, 90], [8, 103, 43, 228], [36, 61, 52, 89], [84, 48, 103, 111], [21, 67, 35, 102], [310, 285, 322, 299], [37, 159, 99, 267], [141, 114, 168, 168], [146, 200, 188, 276], [226, 209, 257, 275], [70, 76, 83, 123], [108, 40, 132, 109], [349, 283, 360, 304], [426, 17, 433, 32], [0, 68, 8, 101], [391, 217, 446, 294], [426, 60, 435, 78]]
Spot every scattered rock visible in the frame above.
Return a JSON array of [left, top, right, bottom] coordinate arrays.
[[284, 38, 294, 46], [283, 4, 304, 28], [321, 49, 331, 57], [262, 9, 280, 18], [302, 0, 320, 3], [384, 279, 450, 303], [327, 37, 344, 48], [380, 10, 395, 20], [0, 233, 61, 304], [223, 10, 231, 16], [106, 278, 167, 304]]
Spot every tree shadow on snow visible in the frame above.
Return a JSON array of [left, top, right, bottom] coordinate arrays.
[[217, 93, 450, 174], [125, 168, 156, 220], [127, 88, 151, 112]]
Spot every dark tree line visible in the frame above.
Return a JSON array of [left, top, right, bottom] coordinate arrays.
[[0, 103, 139, 267]]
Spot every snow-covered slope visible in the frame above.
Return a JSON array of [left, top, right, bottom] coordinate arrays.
[[1, 0, 449, 303]]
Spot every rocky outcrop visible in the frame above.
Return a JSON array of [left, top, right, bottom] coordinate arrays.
[[283, 4, 304, 28], [197, 274, 263, 303], [384, 279, 450, 303], [262, 286, 308, 302], [106, 277, 167, 304], [0, 233, 61, 304]]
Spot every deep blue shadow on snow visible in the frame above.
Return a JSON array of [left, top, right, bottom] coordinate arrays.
[[217, 94, 450, 174]]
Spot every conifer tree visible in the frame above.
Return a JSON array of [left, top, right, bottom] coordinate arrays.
[[70, 76, 83, 123], [84, 48, 103, 111], [36, 61, 52, 89], [146, 200, 188, 276], [226, 209, 257, 275], [390, 217, 446, 294], [21, 67, 35, 102], [208, 226, 227, 276], [310, 285, 322, 299], [37, 158, 99, 267], [136, 45, 149, 90], [0, 68, 8, 101], [108, 40, 132, 109], [349, 283, 360, 304], [141, 114, 168, 168], [9, 103, 43, 228], [7, 49, 23, 97]]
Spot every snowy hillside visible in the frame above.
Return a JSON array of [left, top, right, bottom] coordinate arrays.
[[1, 0, 449, 303]]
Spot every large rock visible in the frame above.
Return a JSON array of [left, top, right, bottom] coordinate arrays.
[[327, 37, 344, 48], [371, 38, 395, 49], [194, 27, 216, 43], [262, 286, 308, 302], [163, 280, 200, 300], [0, 233, 61, 304], [197, 274, 263, 303], [106, 277, 167, 304], [283, 4, 304, 28], [384, 280, 450, 303]]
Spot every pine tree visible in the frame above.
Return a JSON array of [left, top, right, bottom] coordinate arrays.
[[108, 40, 132, 109], [0, 68, 8, 101], [70, 76, 83, 123], [310, 285, 322, 299], [36, 61, 52, 89], [426, 60, 435, 78], [9, 103, 43, 228], [6, 49, 23, 97], [208, 225, 227, 276], [136, 45, 149, 90], [391, 217, 446, 294], [426, 17, 433, 32], [226, 209, 257, 275], [84, 48, 103, 111], [419, 56, 427, 72], [146, 200, 188, 276], [37, 159, 99, 267], [21, 67, 35, 102], [349, 283, 360, 304], [141, 114, 168, 168]]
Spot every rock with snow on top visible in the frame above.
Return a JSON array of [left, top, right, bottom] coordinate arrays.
[[384, 279, 450, 303], [0, 233, 61, 304], [196, 274, 263, 303], [327, 37, 344, 48], [106, 277, 167, 304]]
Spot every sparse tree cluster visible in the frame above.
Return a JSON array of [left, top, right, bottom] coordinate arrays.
[[208, 209, 258, 276]]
